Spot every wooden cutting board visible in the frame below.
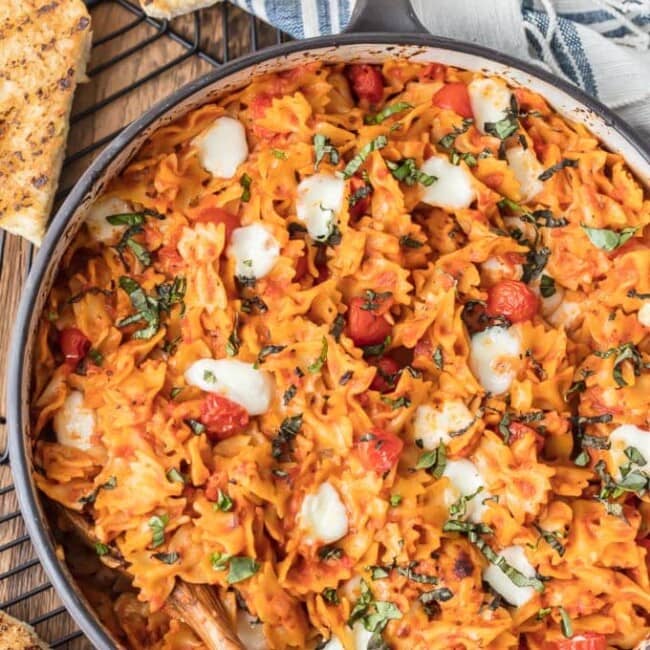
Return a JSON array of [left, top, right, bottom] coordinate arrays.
[[0, 2, 280, 646]]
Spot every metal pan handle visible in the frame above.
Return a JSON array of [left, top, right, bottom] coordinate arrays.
[[345, 0, 428, 34]]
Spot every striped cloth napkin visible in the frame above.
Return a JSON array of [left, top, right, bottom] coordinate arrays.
[[228, 0, 650, 139]]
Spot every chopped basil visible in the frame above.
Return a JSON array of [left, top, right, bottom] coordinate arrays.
[[362, 289, 392, 311], [271, 414, 303, 460], [342, 135, 388, 178], [214, 489, 233, 512], [106, 212, 146, 226], [348, 579, 402, 639], [536, 607, 552, 620], [117, 276, 160, 339], [203, 369, 217, 384], [484, 97, 519, 140], [170, 387, 183, 400], [241, 296, 268, 314], [113, 215, 152, 268], [521, 209, 568, 229], [308, 336, 328, 373], [78, 476, 117, 505], [581, 433, 610, 450], [319, 546, 343, 561], [365, 102, 413, 125], [581, 224, 639, 252], [399, 235, 424, 249], [339, 370, 354, 385], [226, 313, 241, 357], [396, 562, 438, 585], [449, 486, 483, 518], [257, 344, 286, 364], [362, 335, 391, 358], [539, 275, 556, 298], [538, 158, 579, 181], [386, 158, 436, 186], [330, 314, 345, 342], [87, 348, 103, 366], [271, 149, 287, 159], [625, 446, 647, 466], [534, 524, 565, 557], [521, 246, 550, 283], [442, 520, 493, 536], [594, 341, 646, 387], [227, 556, 260, 584], [148, 514, 169, 549], [415, 442, 446, 478], [185, 419, 206, 435], [438, 118, 474, 150], [559, 607, 573, 638], [380, 395, 411, 410], [166, 468, 185, 484], [95, 542, 110, 556], [389, 494, 402, 507], [420, 588, 453, 604], [240, 173, 252, 202], [313, 134, 340, 170], [153, 551, 179, 564], [574, 450, 590, 467], [628, 289, 650, 299], [432, 346, 444, 370], [210, 551, 230, 571], [322, 587, 340, 604], [370, 565, 390, 580], [283, 384, 297, 405], [349, 182, 373, 208]]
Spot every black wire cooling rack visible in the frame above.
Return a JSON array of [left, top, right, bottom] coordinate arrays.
[[0, 2, 288, 646]]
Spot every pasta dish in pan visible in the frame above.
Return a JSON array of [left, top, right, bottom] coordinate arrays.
[[31, 60, 650, 649]]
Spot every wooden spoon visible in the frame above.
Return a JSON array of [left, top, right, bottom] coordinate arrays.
[[55, 505, 244, 650]]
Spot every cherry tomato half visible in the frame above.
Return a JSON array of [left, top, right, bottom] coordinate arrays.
[[186, 197, 240, 241], [59, 328, 90, 367], [200, 394, 249, 440], [357, 428, 404, 474], [370, 357, 401, 393], [548, 633, 607, 650], [347, 64, 384, 103], [432, 82, 473, 119], [347, 296, 392, 347], [486, 280, 539, 323]]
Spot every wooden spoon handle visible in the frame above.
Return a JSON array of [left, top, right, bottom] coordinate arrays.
[[165, 581, 245, 650]]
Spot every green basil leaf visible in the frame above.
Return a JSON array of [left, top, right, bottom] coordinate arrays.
[[308, 336, 328, 373], [581, 224, 639, 252], [342, 135, 388, 179], [365, 102, 413, 125], [152, 551, 179, 564], [538, 158, 578, 181], [227, 556, 260, 584]]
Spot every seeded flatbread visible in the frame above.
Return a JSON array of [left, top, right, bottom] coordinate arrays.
[[0, 0, 92, 246], [0, 609, 50, 650], [139, 0, 220, 20]]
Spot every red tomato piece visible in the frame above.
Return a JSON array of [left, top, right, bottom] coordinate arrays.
[[349, 177, 371, 220], [193, 206, 239, 241], [347, 64, 384, 103], [200, 394, 249, 440], [250, 92, 273, 119], [347, 296, 392, 347], [420, 63, 445, 81], [432, 82, 473, 119], [508, 422, 545, 455], [486, 280, 539, 323], [59, 328, 90, 367], [548, 633, 607, 650], [370, 357, 401, 393], [357, 428, 404, 474], [157, 246, 184, 273]]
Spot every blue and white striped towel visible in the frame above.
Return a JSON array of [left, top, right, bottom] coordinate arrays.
[[227, 0, 650, 139]]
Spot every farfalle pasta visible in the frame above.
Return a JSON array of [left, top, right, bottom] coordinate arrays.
[[32, 60, 650, 649]]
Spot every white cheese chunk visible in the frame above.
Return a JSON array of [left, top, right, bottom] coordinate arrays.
[[53, 390, 95, 451], [184, 358, 273, 416], [483, 545, 537, 607], [546, 300, 582, 330], [194, 116, 249, 179], [321, 636, 344, 650], [420, 156, 476, 210], [86, 197, 133, 244], [482, 256, 523, 286], [236, 610, 267, 650], [299, 481, 348, 545], [442, 459, 491, 524], [468, 78, 513, 134], [609, 424, 650, 480], [296, 173, 345, 241], [469, 326, 522, 395], [638, 302, 650, 328], [505, 146, 544, 201], [228, 224, 280, 280], [414, 401, 474, 450]]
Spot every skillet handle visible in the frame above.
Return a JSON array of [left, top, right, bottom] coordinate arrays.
[[345, 0, 428, 34]]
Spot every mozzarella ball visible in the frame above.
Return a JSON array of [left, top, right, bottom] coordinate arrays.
[[228, 224, 280, 280], [194, 116, 249, 178]]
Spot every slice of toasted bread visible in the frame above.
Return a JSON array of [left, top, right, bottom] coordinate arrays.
[[139, 0, 219, 20], [0, 0, 92, 246], [0, 609, 50, 650]]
